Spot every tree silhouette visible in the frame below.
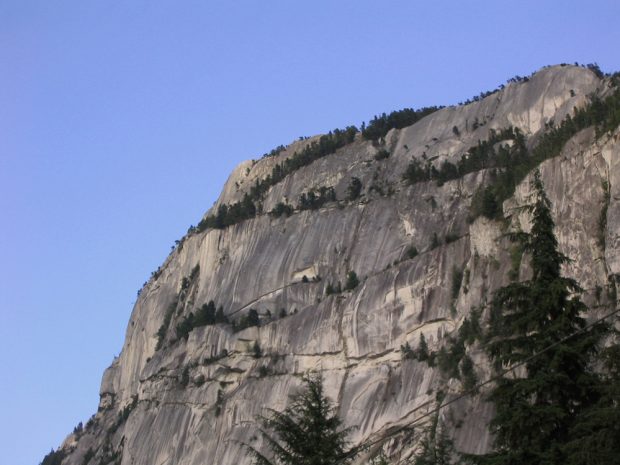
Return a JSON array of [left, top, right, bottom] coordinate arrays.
[[248, 374, 358, 465], [479, 171, 608, 465]]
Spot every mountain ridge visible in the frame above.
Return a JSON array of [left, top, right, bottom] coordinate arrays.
[[47, 63, 620, 465]]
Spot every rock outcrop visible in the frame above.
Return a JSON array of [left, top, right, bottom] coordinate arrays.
[[54, 65, 619, 465]]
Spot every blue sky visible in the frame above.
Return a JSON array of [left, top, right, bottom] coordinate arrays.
[[1, 1, 619, 464]]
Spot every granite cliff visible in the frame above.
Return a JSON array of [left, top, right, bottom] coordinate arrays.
[[49, 65, 620, 465]]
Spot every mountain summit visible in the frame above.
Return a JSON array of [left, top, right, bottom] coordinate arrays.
[[45, 64, 620, 465]]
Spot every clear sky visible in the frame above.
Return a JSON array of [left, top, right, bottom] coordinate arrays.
[[1, 1, 619, 464]]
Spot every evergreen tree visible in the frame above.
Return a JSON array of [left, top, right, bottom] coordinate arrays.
[[215, 306, 228, 324], [413, 416, 460, 465], [40, 448, 65, 465], [345, 271, 359, 291], [346, 177, 363, 201], [480, 171, 608, 465], [249, 374, 358, 465], [417, 334, 429, 361], [248, 309, 261, 327], [564, 343, 620, 465]]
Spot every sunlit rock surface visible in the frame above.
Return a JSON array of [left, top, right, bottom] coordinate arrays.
[[57, 65, 619, 465]]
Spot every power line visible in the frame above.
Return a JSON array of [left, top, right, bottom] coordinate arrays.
[[336, 304, 620, 463]]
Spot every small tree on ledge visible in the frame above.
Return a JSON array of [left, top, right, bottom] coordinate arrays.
[[345, 271, 359, 291]]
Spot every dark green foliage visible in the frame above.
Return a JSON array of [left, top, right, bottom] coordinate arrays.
[[403, 158, 430, 184], [407, 245, 419, 259], [458, 309, 482, 345], [190, 263, 200, 280], [274, 127, 358, 176], [437, 340, 465, 380], [374, 149, 390, 160], [150, 266, 162, 281], [248, 309, 260, 327], [298, 186, 336, 210], [362, 107, 443, 141], [452, 125, 460, 136], [346, 177, 363, 201], [458, 83, 505, 106], [197, 193, 258, 232], [508, 244, 524, 281], [40, 448, 65, 465], [400, 85, 619, 220], [344, 271, 359, 291], [478, 172, 609, 465], [451, 268, 463, 300], [235, 309, 261, 332], [586, 62, 604, 79], [417, 334, 430, 362], [481, 187, 500, 219], [470, 85, 620, 221], [402, 337, 432, 363], [194, 300, 217, 326], [271, 202, 294, 218], [81, 448, 95, 465], [563, 344, 620, 465], [253, 341, 263, 359], [179, 366, 190, 387], [462, 127, 524, 173], [248, 374, 358, 465], [403, 127, 523, 189], [459, 356, 477, 391], [470, 185, 502, 221], [215, 306, 227, 323], [110, 395, 138, 433], [215, 388, 224, 416], [325, 283, 334, 295], [262, 144, 286, 159], [155, 297, 178, 351], [433, 160, 459, 186], [73, 421, 83, 435], [176, 311, 195, 340], [413, 416, 460, 465], [197, 127, 356, 233], [203, 349, 228, 365], [401, 341, 415, 359], [301, 275, 309, 283], [597, 180, 610, 248], [164, 300, 227, 347], [429, 311, 483, 382], [445, 232, 459, 244]]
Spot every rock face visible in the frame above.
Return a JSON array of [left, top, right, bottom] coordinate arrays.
[[56, 65, 619, 465]]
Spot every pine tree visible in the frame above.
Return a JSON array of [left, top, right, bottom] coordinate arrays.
[[413, 416, 460, 465], [417, 334, 429, 361], [480, 171, 608, 465], [40, 448, 65, 465], [563, 343, 620, 465], [249, 374, 358, 465], [345, 271, 359, 291]]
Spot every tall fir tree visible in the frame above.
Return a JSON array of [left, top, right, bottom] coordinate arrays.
[[480, 171, 608, 465]]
